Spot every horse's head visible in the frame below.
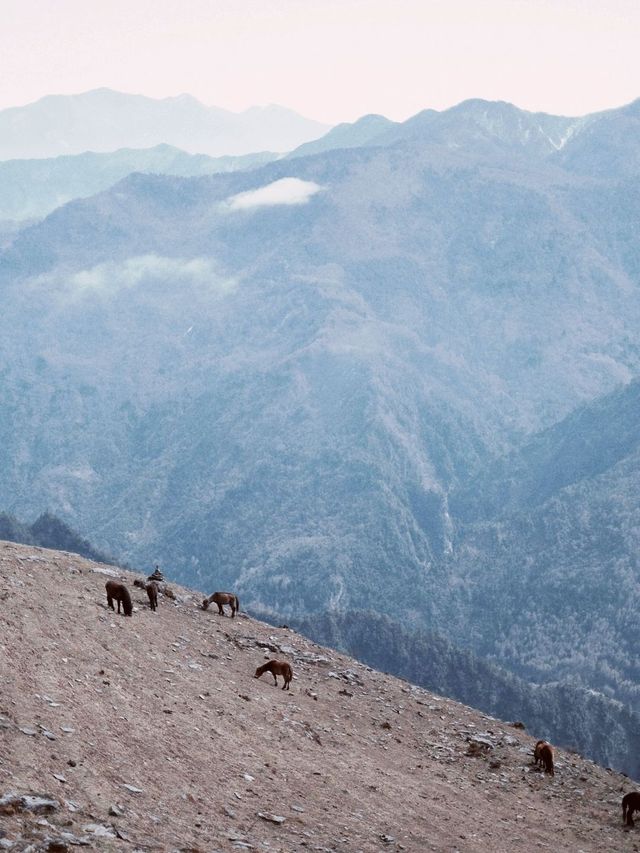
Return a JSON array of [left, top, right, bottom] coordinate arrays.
[[202, 599, 209, 610]]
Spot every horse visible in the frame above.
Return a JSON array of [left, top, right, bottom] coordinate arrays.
[[133, 578, 159, 610], [136, 577, 176, 602], [202, 591, 239, 618], [105, 580, 133, 617], [622, 792, 640, 827], [255, 659, 292, 690], [145, 581, 158, 611], [533, 740, 554, 776]]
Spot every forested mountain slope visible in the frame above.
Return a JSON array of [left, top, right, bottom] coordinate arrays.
[[0, 145, 277, 222], [439, 379, 640, 711], [0, 98, 638, 732]]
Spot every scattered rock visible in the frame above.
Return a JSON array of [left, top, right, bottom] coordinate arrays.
[[42, 840, 69, 852], [122, 784, 143, 794], [82, 823, 117, 838], [0, 794, 59, 815], [258, 811, 285, 824], [114, 828, 131, 841]]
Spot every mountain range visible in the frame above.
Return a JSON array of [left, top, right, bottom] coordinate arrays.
[[1, 95, 639, 755], [0, 144, 278, 222], [0, 88, 329, 159]]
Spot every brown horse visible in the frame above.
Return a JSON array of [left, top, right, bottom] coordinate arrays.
[[133, 578, 159, 611], [622, 792, 640, 826], [202, 591, 239, 617], [145, 581, 158, 611], [255, 659, 292, 690], [533, 740, 554, 776], [105, 580, 133, 617]]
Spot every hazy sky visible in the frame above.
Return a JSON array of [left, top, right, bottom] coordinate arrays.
[[3, 0, 640, 123]]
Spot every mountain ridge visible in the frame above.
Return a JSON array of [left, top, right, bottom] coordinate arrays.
[[1, 92, 639, 760], [0, 88, 330, 159]]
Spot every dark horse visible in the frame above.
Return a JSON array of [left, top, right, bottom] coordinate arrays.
[[623, 792, 640, 827], [105, 580, 133, 617], [533, 740, 554, 776], [134, 578, 158, 611], [202, 591, 239, 618], [255, 659, 292, 690]]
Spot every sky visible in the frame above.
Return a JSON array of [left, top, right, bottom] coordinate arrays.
[[2, 0, 640, 124]]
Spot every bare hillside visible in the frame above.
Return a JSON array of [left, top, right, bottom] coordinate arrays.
[[0, 541, 637, 852]]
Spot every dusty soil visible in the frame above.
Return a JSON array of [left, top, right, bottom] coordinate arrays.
[[1, 539, 639, 852]]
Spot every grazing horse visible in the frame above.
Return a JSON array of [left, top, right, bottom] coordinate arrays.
[[533, 740, 554, 776], [255, 659, 293, 690], [105, 580, 133, 617], [145, 581, 158, 611], [202, 591, 239, 618], [133, 578, 159, 611], [623, 792, 640, 827]]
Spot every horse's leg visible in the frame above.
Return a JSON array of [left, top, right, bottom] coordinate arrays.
[[217, 603, 224, 615], [107, 595, 114, 611], [273, 674, 278, 686]]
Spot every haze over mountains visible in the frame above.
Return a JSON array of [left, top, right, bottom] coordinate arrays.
[[1, 93, 639, 772], [0, 88, 329, 159], [0, 144, 278, 222]]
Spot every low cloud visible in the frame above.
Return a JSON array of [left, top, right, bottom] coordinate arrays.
[[70, 255, 227, 293], [31, 254, 237, 298], [225, 177, 323, 211]]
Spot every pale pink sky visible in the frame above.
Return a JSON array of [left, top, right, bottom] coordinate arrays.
[[3, 0, 640, 123]]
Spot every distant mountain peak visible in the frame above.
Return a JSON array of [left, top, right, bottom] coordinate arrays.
[[0, 90, 331, 159]]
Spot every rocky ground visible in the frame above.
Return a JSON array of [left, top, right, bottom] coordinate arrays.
[[1, 539, 639, 852]]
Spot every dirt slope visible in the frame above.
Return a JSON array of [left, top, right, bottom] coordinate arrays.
[[1, 540, 638, 852]]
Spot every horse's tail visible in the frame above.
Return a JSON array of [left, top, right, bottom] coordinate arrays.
[[234, 595, 240, 614]]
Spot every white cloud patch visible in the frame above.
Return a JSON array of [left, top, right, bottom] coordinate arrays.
[[69, 255, 228, 293], [225, 177, 323, 211]]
